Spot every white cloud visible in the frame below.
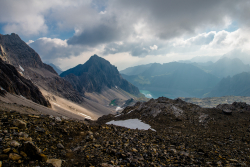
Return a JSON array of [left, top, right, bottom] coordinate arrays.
[[150, 45, 158, 50], [26, 40, 34, 45]]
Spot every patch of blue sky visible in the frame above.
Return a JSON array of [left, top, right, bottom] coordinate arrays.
[[224, 21, 239, 32], [91, 0, 107, 13], [205, 21, 239, 33], [0, 23, 7, 35]]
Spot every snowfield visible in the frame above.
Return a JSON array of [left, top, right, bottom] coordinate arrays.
[[106, 119, 155, 131], [19, 65, 24, 71]]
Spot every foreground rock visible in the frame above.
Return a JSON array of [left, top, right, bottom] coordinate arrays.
[[0, 97, 250, 166]]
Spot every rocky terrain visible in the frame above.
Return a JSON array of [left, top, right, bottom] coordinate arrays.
[[0, 97, 250, 166], [181, 96, 250, 108], [0, 58, 50, 107]]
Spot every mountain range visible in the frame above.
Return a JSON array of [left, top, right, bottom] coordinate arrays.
[[121, 62, 220, 98], [121, 57, 250, 98], [0, 33, 142, 120], [208, 72, 250, 97], [190, 57, 250, 78]]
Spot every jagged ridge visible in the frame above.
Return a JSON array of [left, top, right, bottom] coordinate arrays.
[[0, 33, 84, 103], [60, 54, 140, 95]]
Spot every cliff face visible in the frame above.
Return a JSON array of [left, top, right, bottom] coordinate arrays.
[[0, 58, 51, 107], [0, 33, 84, 103], [0, 33, 56, 73], [60, 55, 140, 96]]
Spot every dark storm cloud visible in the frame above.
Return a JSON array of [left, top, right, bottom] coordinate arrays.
[[67, 0, 248, 47], [29, 37, 87, 62], [67, 23, 127, 47]]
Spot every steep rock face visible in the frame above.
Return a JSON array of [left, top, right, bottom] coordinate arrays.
[[0, 58, 51, 107], [0, 33, 84, 103], [0, 33, 56, 73], [60, 55, 140, 96]]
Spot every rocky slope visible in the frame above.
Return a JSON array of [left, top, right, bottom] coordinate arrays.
[[0, 33, 83, 103], [60, 55, 140, 96], [47, 63, 63, 75], [1, 98, 250, 166], [181, 96, 250, 108], [0, 58, 50, 107]]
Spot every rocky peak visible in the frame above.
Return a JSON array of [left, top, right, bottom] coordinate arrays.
[[0, 33, 84, 104], [0, 33, 56, 74], [60, 55, 140, 95]]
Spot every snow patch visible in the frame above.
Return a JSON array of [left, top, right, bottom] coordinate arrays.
[[19, 65, 24, 71], [127, 110, 133, 114], [20, 95, 26, 99], [145, 94, 152, 98], [115, 114, 121, 117], [53, 102, 61, 107], [115, 86, 118, 89], [116, 106, 123, 111], [78, 113, 92, 120], [0, 87, 5, 91], [106, 119, 155, 131]]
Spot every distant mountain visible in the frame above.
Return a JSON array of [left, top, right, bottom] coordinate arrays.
[[60, 55, 140, 96], [122, 62, 220, 98], [192, 57, 250, 78], [222, 49, 250, 65], [47, 63, 63, 75], [0, 57, 51, 107], [178, 55, 221, 63], [0, 33, 84, 103], [208, 72, 250, 97], [120, 63, 153, 75]]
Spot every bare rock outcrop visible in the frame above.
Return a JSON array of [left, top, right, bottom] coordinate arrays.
[[0, 58, 51, 107]]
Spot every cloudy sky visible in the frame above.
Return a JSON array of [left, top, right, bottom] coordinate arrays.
[[1, 0, 250, 70]]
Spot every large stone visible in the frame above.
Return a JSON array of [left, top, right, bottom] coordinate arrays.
[[3, 148, 11, 153], [13, 119, 26, 129], [57, 143, 64, 149], [8, 140, 20, 147], [9, 153, 22, 161], [19, 141, 41, 160], [47, 159, 62, 167]]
